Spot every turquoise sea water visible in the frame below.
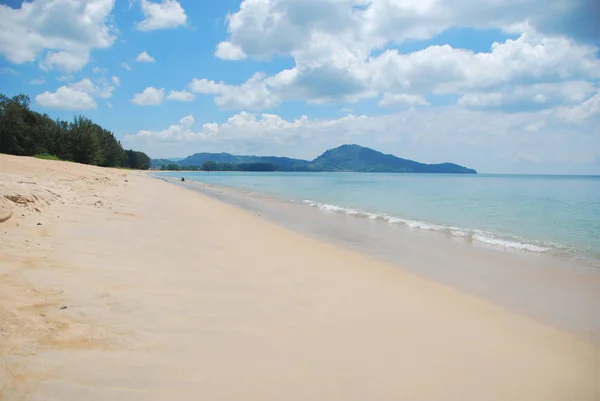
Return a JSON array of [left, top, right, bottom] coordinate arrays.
[[161, 172, 600, 263]]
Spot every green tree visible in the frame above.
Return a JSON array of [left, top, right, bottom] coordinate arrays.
[[202, 160, 218, 171], [0, 94, 30, 155], [126, 149, 151, 169], [0, 93, 152, 170], [69, 116, 101, 165]]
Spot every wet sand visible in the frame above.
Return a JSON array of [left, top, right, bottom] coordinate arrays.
[[1, 155, 599, 401]]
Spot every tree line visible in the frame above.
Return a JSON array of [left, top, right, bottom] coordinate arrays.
[[160, 161, 279, 172], [0, 93, 151, 169]]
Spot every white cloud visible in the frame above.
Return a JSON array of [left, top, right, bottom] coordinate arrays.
[[166, 90, 195, 102], [136, 0, 187, 31], [191, 28, 600, 111], [122, 62, 133, 70], [112, 76, 120, 86], [379, 93, 430, 107], [556, 90, 600, 121], [92, 66, 108, 75], [223, 0, 598, 60], [40, 50, 90, 73], [136, 51, 156, 63], [125, 112, 312, 149], [29, 77, 45, 85], [0, 0, 116, 72], [57, 74, 74, 82], [211, 0, 600, 111], [68, 77, 117, 99], [188, 73, 280, 110], [70, 78, 96, 94], [188, 78, 226, 94], [36, 76, 118, 109], [458, 81, 597, 112], [132, 87, 165, 105], [35, 86, 97, 110], [215, 41, 247, 60]]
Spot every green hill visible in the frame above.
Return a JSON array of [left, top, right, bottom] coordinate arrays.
[[309, 145, 476, 173], [153, 144, 477, 174], [175, 153, 310, 171]]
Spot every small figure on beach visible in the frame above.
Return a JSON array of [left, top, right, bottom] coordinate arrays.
[[181, 177, 185, 182]]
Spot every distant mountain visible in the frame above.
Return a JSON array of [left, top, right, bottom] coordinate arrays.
[[310, 144, 477, 173], [152, 144, 477, 174], [151, 158, 185, 167], [177, 152, 310, 171]]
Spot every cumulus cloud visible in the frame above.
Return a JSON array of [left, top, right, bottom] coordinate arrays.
[[458, 81, 597, 112], [136, 51, 155, 63], [112, 76, 120, 86], [35, 86, 97, 110], [207, 0, 600, 111], [39, 50, 91, 72], [379, 93, 430, 107], [125, 112, 312, 151], [556, 90, 600, 121], [132, 87, 165, 105], [136, 0, 187, 31], [122, 62, 133, 70], [188, 73, 280, 109], [222, 0, 598, 60], [166, 90, 195, 102], [215, 41, 247, 60], [191, 29, 600, 111], [34, 76, 119, 110], [192, 27, 600, 111], [71, 77, 117, 98], [0, 0, 116, 72]]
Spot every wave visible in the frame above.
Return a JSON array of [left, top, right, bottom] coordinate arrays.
[[302, 200, 552, 253]]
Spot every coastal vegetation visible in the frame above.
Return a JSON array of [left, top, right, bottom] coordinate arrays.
[[154, 144, 477, 174], [0, 93, 151, 170]]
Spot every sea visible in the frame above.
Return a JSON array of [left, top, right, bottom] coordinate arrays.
[[158, 171, 600, 265], [155, 171, 600, 340]]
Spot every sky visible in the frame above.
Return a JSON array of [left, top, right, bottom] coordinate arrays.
[[0, 0, 599, 174]]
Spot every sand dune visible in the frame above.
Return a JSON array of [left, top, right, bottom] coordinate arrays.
[[1, 154, 598, 401]]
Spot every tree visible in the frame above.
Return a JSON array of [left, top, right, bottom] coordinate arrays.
[[69, 116, 101, 165], [0, 92, 152, 169], [202, 160, 218, 171], [0, 94, 30, 155], [126, 149, 151, 170]]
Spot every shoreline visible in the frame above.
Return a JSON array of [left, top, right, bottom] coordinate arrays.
[[157, 174, 600, 343], [2, 155, 599, 400], [153, 171, 600, 266]]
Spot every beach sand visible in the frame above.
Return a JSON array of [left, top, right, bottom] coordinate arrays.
[[1, 154, 598, 401]]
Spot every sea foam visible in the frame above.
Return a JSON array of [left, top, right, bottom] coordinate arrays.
[[303, 200, 551, 253]]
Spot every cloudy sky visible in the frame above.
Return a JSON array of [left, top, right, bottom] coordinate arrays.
[[0, 0, 599, 173]]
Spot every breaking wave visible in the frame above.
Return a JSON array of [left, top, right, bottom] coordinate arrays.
[[302, 200, 552, 253]]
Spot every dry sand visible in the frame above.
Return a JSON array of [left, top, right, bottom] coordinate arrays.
[[0, 154, 598, 401]]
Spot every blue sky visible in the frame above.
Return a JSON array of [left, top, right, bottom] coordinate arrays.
[[0, 0, 599, 174]]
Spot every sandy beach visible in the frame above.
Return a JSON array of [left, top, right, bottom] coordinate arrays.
[[1, 154, 599, 401]]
